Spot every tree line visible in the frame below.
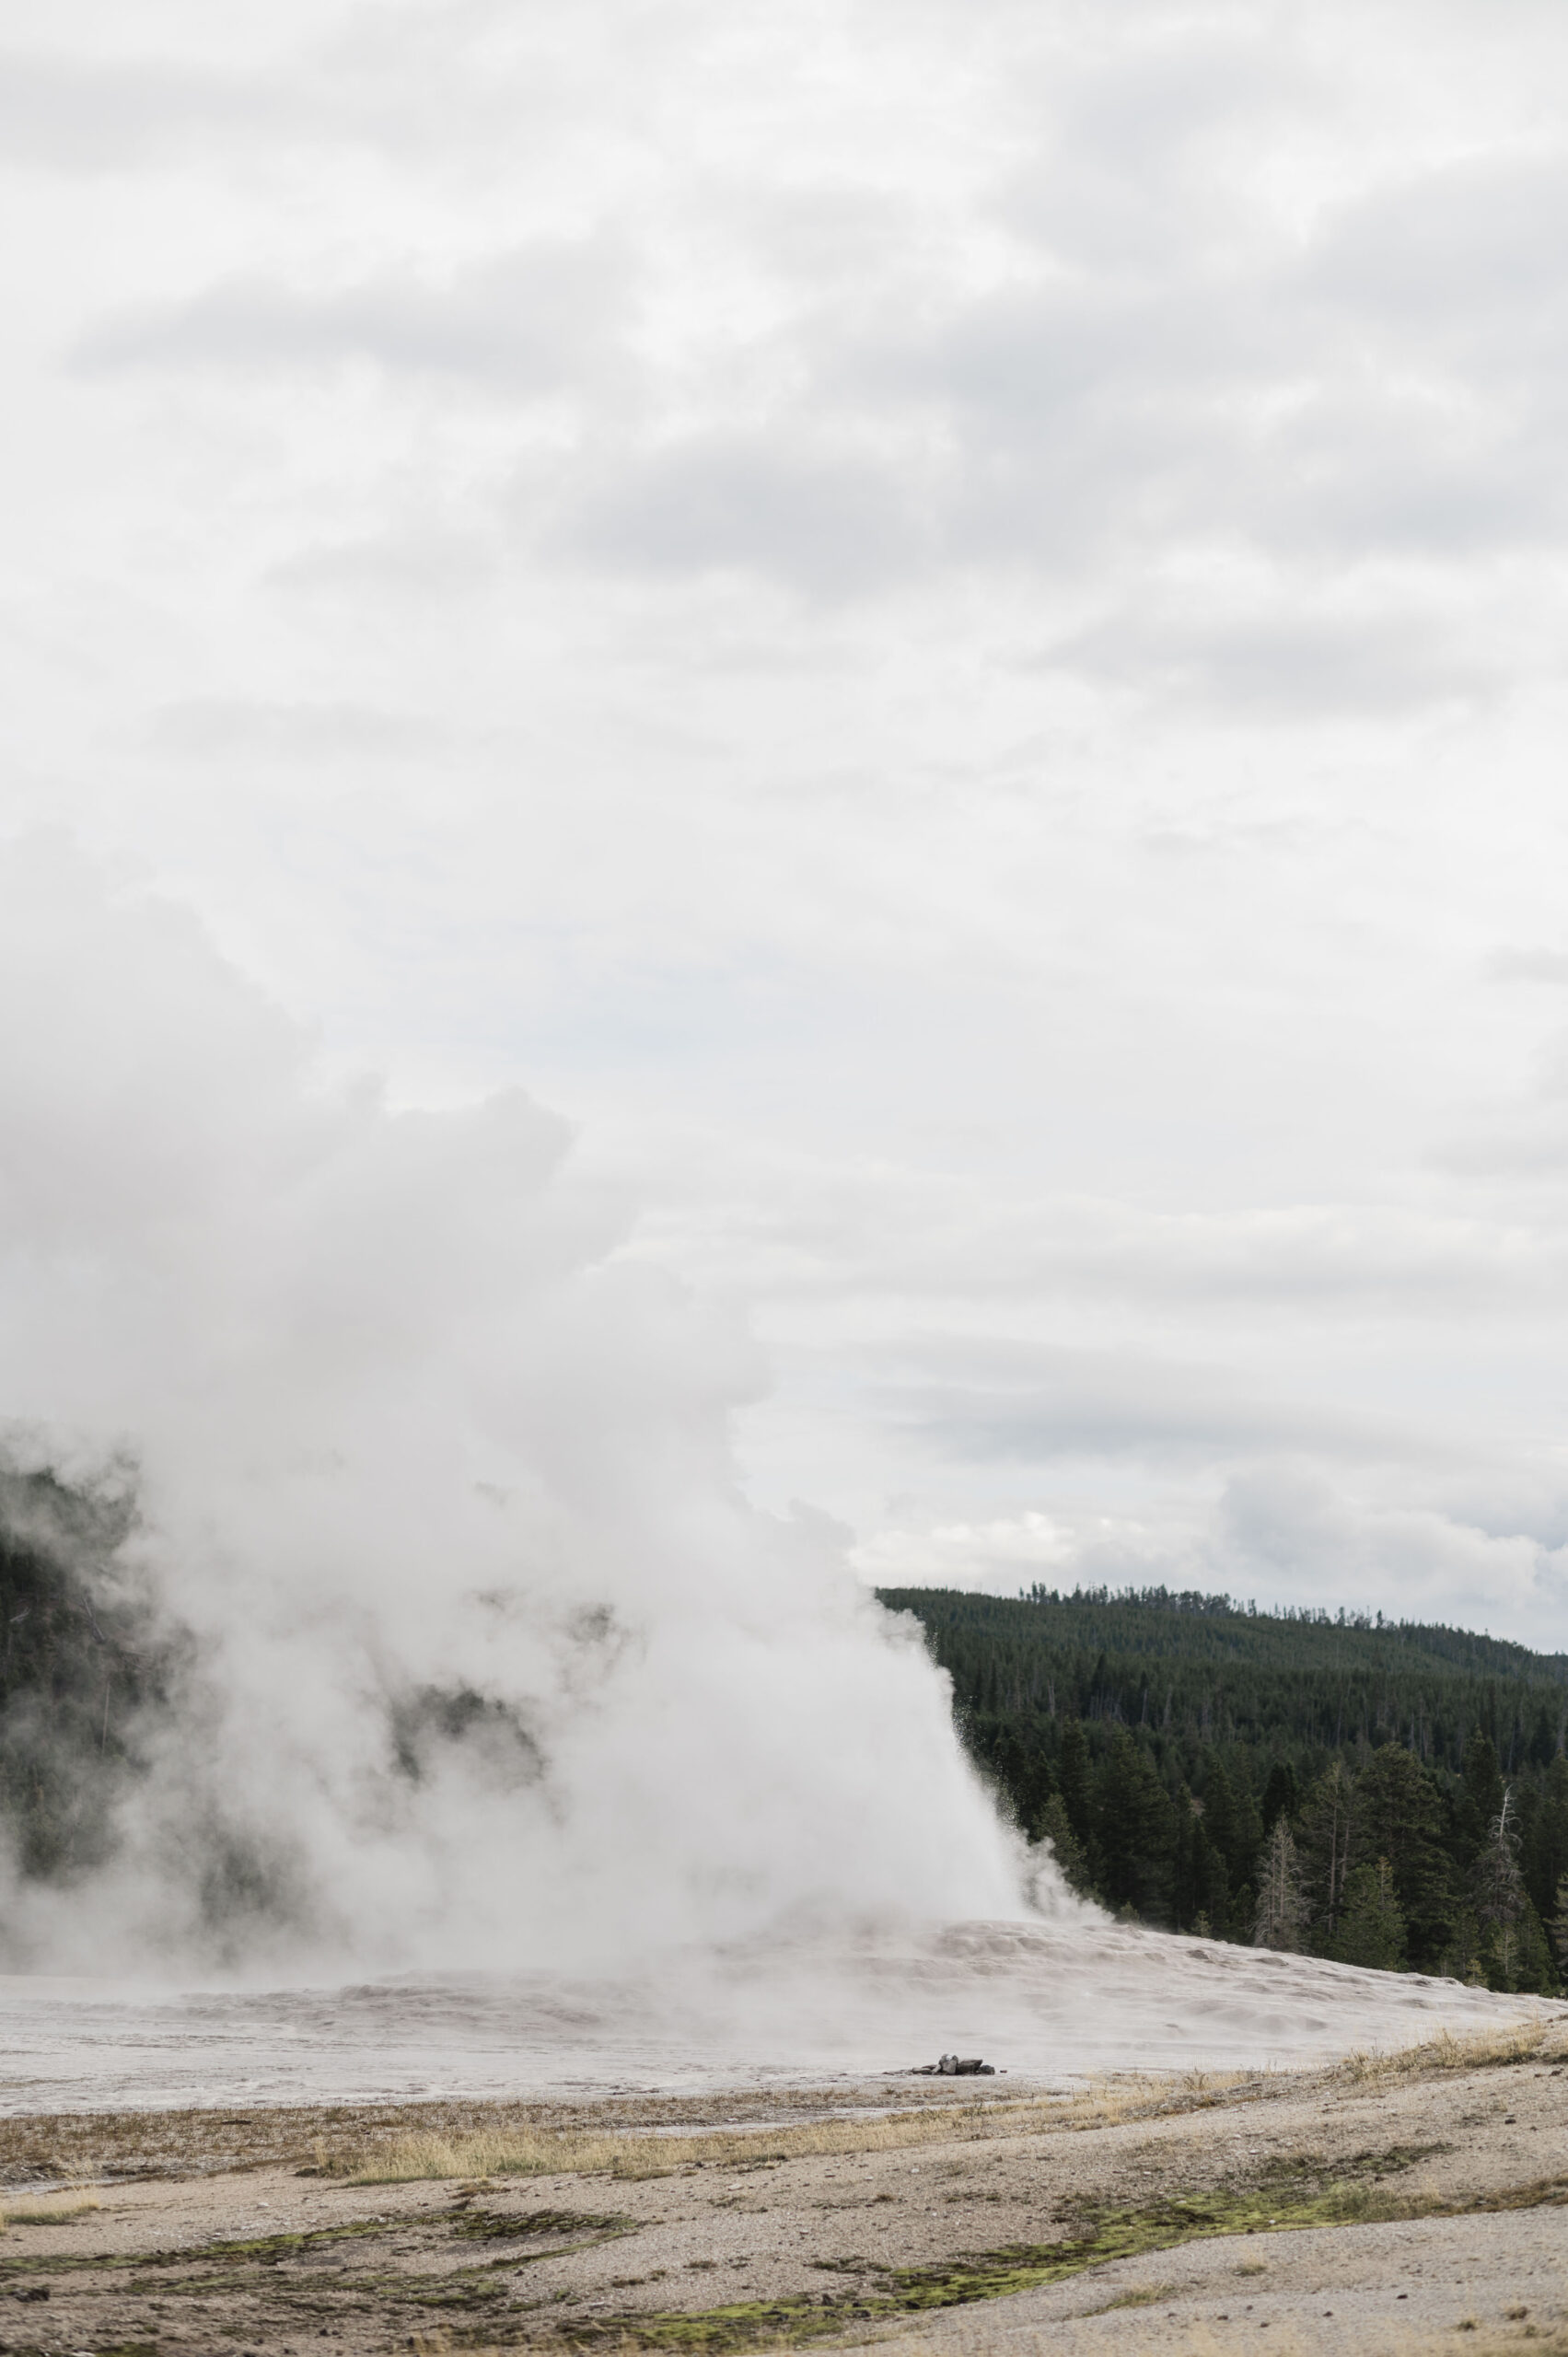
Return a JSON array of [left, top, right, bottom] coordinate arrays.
[[879, 1584, 1568, 1992]]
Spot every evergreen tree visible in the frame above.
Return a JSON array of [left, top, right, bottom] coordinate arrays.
[[1260, 1760, 1298, 1835], [1199, 1754, 1260, 1902], [1351, 1743, 1453, 1969], [1458, 1731, 1504, 1866], [1057, 1716, 1092, 1845], [1200, 1753, 1238, 1883], [1172, 1793, 1201, 1930], [1335, 1858, 1406, 1970], [1526, 1753, 1568, 1922], [1198, 1817, 1231, 1936], [988, 1727, 1053, 1840], [1174, 1795, 1228, 1935], [1296, 1759, 1355, 1947], [1095, 1727, 1177, 1922], [1441, 1906, 1485, 1985], [1036, 1792, 1092, 1898], [1506, 1897, 1557, 1997], [1550, 1872, 1568, 1974], [1253, 1820, 1307, 1952]]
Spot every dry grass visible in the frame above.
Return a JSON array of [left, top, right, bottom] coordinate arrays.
[[1461, 2331, 1568, 2355], [0, 2061, 1312, 2193], [345, 2105, 1048, 2185], [0, 2020, 1552, 2194], [0, 2065, 1297, 2194], [0, 2190, 101, 2228], [1335, 2019, 1568, 2088], [341, 2073, 1291, 2184], [1089, 2279, 1187, 2310], [0, 2081, 1011, 2189]]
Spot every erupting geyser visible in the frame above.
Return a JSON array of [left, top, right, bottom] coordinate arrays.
[[0, 836, 1035, 1976], [0, 837, 1554, 2101]]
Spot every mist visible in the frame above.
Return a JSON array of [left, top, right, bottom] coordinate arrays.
[[0, 835, 1034, 1976]]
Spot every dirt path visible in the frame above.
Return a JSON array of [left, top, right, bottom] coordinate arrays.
[[0, 2025, 1562, 2357]]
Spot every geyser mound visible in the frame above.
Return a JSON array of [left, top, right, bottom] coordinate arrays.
[[0, 1917, 1555, 2113], [0, 837, 1036, 1974]]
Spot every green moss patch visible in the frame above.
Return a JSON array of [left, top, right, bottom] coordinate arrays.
[[449, 2206, 633, 2242], [0, 2212, 401, 2281], [565, 2155, 1568, 2351]]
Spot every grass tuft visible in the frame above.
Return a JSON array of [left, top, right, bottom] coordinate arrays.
[[1336, 2020, 1568, 2087], [0, 2080, 1013, 2189], [1, 2190, 101, 2229], [329, 2076, 1290, 2187]]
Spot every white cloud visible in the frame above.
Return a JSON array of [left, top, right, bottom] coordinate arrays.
[[856, 1471, 1568, 1645]]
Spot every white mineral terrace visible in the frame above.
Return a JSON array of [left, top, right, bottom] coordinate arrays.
[[0, 1917, 1558, 2113]]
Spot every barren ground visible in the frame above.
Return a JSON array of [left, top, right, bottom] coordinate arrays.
[[0, 2022, 1564, 2357]]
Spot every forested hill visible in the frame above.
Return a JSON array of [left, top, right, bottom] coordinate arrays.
[[877, 1584, 1568, 1995], [877, 1585, 1568, 1767]]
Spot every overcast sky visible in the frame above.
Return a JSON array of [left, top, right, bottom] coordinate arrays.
[[10, 0, 1568, 1643]]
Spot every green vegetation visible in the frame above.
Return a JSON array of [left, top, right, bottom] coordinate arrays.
[[880, 1584, 1568, 1991], [446, 2206, 633, 2242], [571, 2149, 1566, 2350], [0, 2214, 400, 2280]]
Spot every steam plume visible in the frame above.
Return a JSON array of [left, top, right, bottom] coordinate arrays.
[[0, 836, 1033, 1974]]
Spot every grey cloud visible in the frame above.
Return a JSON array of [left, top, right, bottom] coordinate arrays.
[[1054, 599, 1491, 715], [0, 46, 283, 170], [1001, 22, 1314, 272], [530, 217, 1530, 701], [850, 282, 1250, 575], [689, 1160, 1563, 1322], [149, 699, 452, 763], [44, 5, 1568, 726], [681, 109, 1568, 679], [1303, 155, 1568, 354], [1023, 1204, 1551, 1317], [0, 17, 575, 176], [859, 228, 1558, 585], [562, 435, 923, 596], [266, 529, 501, 602], [73, 243, 629, 394], [1424, 1466, 1568, 1554], [1209, 1466, 1568, 1632], [1485, 947, 1568, 985], [874, 1466, 1568, 1636], [1433, 1127, 1568, 1178], [871, 1336, 1426, 1472], [683, 1155, 1565, 1329]]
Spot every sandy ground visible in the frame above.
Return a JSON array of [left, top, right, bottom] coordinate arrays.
[[0, 2027, 1564, 2357]]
